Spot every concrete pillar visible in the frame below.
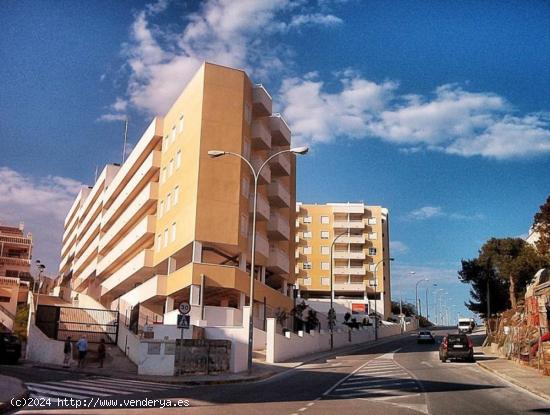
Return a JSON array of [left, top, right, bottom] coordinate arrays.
[[238, 292, 246, 310], [281, 279, 287, 294], [260, 266, 266, 283], [190, 284, 201, 306], [192, 241, 202, 263], [239, 253, 247, 272]]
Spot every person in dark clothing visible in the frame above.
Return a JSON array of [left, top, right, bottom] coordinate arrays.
[[63, 336, 72, 368], [97, 338, 106, 368]]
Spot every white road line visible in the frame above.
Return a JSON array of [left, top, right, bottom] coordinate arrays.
[[341, 377, 415, 387], [322, 359, 373, 396], [78, 379, 153, 392], [26, 386, 89, 400], [335, 380, 418, 392], [91, 377, 180, 388], [27, 383, 110, 397], [59, 380, 137, 394]]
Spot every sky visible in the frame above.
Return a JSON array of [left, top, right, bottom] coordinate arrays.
[[1, 0, 549, 321]]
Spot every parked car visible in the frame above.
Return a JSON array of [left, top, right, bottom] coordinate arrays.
[[417, 331, 435, 344], [0, 332, 22, 363], [439, 333, 474, 362]]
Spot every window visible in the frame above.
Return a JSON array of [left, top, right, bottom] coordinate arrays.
[[368, 217, 377, 225], [169, 159, 174, 177], [303, 231, 312, 239], [321, 262, 330, 270], [171, 126, 176, 143], [302, 278, 312, 286], [166, 193, 171, 211], [303, 216, 312, 223], [321, 246, 330, 255], [321, 277, 330, 286], [163, 229, 168, 247], [157, 235, 162, 252], [321, 216, 329, 224], [321, 231, 330, 239], [369, 247, 377, 256], [369, 232, 378, 240], [171, 222, 176, 242], [240, 214, 249, 236], [161, 167, 167, 183], [303, 246, 312, 255], [176, 150, 181, 169], [178, 115, 184, 133], [303, 262, 312, 270], [241, 177, 250, 198], [159, 200, 164, 217], [174, 186, 180, 205], [369, 264, 376, 272]]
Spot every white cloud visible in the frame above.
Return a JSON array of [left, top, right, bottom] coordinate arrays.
[[279, 74, 550, 159], [405, 206, 484, 221], [114, 0, 344, 116], [0, 167, 82, 275], [406, 206, 443, 220], [390, 240, 409, 254], [98, 113, 127, 122]]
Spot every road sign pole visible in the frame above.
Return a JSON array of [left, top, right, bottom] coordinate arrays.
[[177, 302, 190, 376]]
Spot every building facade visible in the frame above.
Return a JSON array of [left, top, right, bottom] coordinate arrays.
[[59, 62, 296, 327], [295, 203, 392, 319], [0, 223, 33, 330]]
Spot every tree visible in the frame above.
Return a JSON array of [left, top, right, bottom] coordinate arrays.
[[533, 195, 550, 256], [391, 301, 416, 316], [275, 308, 288, 328], [306, 309, 320, 332]]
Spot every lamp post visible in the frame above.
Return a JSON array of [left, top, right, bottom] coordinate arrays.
[[372, 257, 394, 340], [208, 146, 308, 373], [415, 278, 428, 318], [35, 260, 46, 311], [329, 230, 350, 349], [435, 289, 444, 325]]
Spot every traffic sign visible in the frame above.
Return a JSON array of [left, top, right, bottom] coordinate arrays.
[[178, 302, 191, 315], [177, 314, 190, 329]]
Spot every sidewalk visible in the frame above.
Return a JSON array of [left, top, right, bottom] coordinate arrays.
[[30, 329, 417, 386], [0, 374, 28, 414], [476, 348, 550, 401]]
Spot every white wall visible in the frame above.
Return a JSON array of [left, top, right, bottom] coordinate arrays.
[[27, 322, 65, 366], [137, 340, 175, 376]]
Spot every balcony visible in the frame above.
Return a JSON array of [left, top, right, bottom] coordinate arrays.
[[267, 212, 290, 240], [0, 257, 30, 267], [96, 215, 156, 278], [250, 193, 270, 222], [333, 251, 366, 260], [74, 257, 97, 288], [268, 181, 291, 208], [75, 214, 101, 258], [99, 182, 159, 255], [251, 120, 271, 150], [337, 235, 365, 244], [333, 220, 365, 230], [333, 266, 366, 276], [269, 151, 291, 177], [269, 114, 291, 146], [73, 235, 100, 275], [252, 84, 272, 117], [331, 204, 365, 214], [100, 249, 155, 296], [267, 247, 290, 275], [252, 157, 271, 184], [334, 282, 365, 292], [251, 233, 269, 259], [119, 274, 167, 306], [101, 151, 161, 231]]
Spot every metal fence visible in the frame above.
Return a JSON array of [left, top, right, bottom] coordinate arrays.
[[36, 304, 119, 344]]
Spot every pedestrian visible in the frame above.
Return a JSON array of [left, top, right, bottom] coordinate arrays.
[[97, 338, 106, 368], [76, 335, 88, 369], [63, 336, 72, 368]]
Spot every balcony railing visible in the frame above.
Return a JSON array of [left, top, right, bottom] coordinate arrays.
[[333, 251, 366, 260], [251, 233, 269, 259], [333, 282, 365, 291], [250, 193, 270, 222], [252, 84, 272, 117], [0, 235, 32, 246], [333, 221, 365, 230], [0, 257, 30, 267], [251, 120, 271, 150], [267, 247, 290, 275], [267, 212, 290, 240], [269, 151, 291, 177], [333, 266, 366, 276], [337, 235, 365, 244], [252, 157, 271, 184], [269, 114, 291, 146], [268, 181, 291, 208], [331, 204, 365, 214]]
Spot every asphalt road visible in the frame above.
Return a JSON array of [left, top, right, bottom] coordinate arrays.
[[3, 328, 550, 414]]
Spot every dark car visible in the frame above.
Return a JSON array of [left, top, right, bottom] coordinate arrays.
[[0, 332, 22, 363], [417, 331, 436, 344], [439, 333, 474, 362]]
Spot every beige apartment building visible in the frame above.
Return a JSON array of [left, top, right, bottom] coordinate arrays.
[[0, 223, 33, 330], [59, 62, 296, 326], [295, 203, 392, 320]]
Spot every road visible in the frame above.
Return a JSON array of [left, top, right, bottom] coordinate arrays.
[[3, 328, 549, 414]]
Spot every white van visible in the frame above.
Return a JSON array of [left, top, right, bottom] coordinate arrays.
[[458, 318, 473, 333]]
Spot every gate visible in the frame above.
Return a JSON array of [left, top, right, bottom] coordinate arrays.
[[36, 305, 119, 344]]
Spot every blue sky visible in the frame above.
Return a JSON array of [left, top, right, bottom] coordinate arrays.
[[1, 0, 549, 320]]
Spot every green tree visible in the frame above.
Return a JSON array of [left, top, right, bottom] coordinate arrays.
[[13, 305, 29, 341], [533, 195, 550, 256]]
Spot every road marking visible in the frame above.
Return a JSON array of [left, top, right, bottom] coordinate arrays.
[[420, 361, 433, 368]]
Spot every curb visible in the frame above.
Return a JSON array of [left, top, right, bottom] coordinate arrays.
[[0, 383, 29, 415], [477, 361, 550, 402]]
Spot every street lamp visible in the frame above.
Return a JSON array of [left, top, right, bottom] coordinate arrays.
[[35, 260, 46, 311], [208, 145, 308, 373], [329, 230, 350, 349], [415, 278, 428, 318], [372, 257, 394, 340]]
